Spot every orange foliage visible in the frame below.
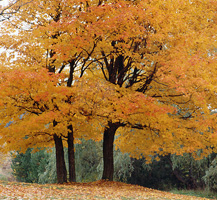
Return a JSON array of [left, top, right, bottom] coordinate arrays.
[[0, 0, 217, 159], [0, 180, 211, 199]]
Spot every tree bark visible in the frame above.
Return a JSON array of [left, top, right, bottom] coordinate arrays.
[[53, 134, 67, 184], [102, 122, 120, 181], [68, 125, 76, 182]]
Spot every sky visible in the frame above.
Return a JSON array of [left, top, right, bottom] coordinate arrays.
[[0, 0, 9, 7], [0, 0, 10, 54]]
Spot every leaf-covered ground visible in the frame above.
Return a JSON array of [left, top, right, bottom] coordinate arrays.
[[0, 180, 213, 199]]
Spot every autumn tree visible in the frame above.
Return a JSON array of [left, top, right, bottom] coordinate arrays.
[[0, 0, 99, 183], [0, 0, 115, 183], [0, 2, 72, 180], [0, 68, 104, 183], [0, 69, 69, 184], [1, 0, 217, 183], [51, 0, 217, 180]]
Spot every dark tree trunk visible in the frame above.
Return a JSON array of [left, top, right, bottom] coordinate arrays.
[[102, 122, 120, 181], [53, 134, 67, 184], [68, 125, 76, 182]]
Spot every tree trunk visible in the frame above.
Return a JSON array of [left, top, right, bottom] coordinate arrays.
[[102, 122, 119, 181], [68, 125, 76, 182], [53, 134, 67, 184]]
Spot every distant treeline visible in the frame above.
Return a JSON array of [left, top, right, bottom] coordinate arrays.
[[11, 139, 217, 192]]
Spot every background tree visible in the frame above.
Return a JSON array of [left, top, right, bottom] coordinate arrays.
[[11, 148, 49, 183], [203, 156, 217, 192], [11, 141, 134, 184], [11, 142, 217, 193]]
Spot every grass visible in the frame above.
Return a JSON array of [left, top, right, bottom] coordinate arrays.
[[0, 174, 9, 182], [170, 189, 217, 199]]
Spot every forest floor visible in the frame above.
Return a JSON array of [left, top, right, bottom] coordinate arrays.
[[0, 180, 215, 200]]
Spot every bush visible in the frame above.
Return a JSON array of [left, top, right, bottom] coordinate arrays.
[[127, 155, 178, 190], [11, 140, 134, 183], [11, 140, 217, 190], [38, 150, 57, 184], [203, 156, 217, 192], [11, 148, 49, 183]]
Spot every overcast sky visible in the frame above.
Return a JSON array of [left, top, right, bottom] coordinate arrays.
[[0, 0, 8, 7], [0, 0, 10, 54]]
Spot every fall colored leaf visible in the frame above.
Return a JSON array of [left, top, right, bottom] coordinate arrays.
[[0, 180, 212, 200]]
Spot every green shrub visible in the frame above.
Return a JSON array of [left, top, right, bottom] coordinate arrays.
[[11, 148, 49, 183], [202, 156, 217, 192]]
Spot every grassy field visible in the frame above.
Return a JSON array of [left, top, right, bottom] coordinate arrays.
[[170, 189, 217, 200], [0, 180, 215, 200]]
